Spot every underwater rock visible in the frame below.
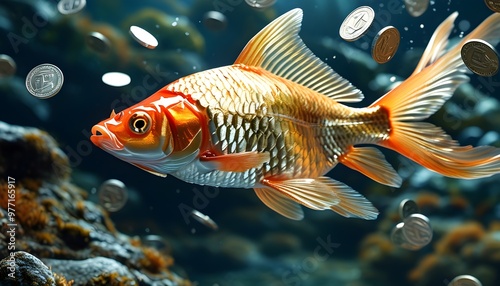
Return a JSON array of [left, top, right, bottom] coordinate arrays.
[[0, 121, 190, 285], [44, 256, 135, 285], [0, 251, 55, 286], [0, 120, 69, 182]]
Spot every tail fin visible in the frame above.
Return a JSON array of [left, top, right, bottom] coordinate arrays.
[[370, 12, 500, 179]]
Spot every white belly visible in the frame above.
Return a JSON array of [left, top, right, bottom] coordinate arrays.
[[171, 160, 262, 188]]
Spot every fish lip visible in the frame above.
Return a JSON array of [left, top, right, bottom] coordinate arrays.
[[90, 124, 124, 150]]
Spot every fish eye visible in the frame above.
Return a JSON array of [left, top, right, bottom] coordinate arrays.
[[129, 112, 151, 134]]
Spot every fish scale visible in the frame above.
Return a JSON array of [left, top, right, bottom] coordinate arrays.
[[166, 65, 390, 182]]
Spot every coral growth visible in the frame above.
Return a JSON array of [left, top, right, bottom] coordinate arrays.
[[54, 272, 75, 286], [140, 247, 173, 274], [435, 222, 486, 255]]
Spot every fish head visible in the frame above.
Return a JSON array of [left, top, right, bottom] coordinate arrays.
[[90, 91, 205, 176], [90, 105, 174, 176]]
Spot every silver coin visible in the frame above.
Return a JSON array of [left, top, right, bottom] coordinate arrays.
[[449, 275, 482, 286], [57, 0, 86, 15], [391, 222, 420, 250], [129, 26, 158, 49], [25, 63, 64, 99], [102, 72, 131, 87], [245, 0, 276, 8], [203, 11, 228, 31], [190, 209, 218, 230], [402, 214, 433, 248], [339, 6, 375, 42], [142, 235, 168, 250], [98, 179, 128, 212], [461, 39, 499, 77], [399, 199, 419, 219], [0, 54, 16, 77], [86, 32, 111, 54], [404, 0, 429, 17]]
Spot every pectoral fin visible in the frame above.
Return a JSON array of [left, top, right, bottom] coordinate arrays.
[[200, 151, 270, 172], [131, 162, 167, 177], [254, 188, 304, 220], [261, 176, 378, 220]]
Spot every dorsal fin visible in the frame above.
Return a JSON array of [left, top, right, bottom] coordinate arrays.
[[234, 8, 363, 103]]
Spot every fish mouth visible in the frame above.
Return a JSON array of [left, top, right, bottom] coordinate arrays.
[[90, 124, 124, 150]]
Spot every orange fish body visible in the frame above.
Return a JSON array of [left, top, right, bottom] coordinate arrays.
[[91, 9, 500, 220]]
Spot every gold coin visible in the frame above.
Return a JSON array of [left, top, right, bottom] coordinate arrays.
[[371, 26, 400, 64], [339, 6, 375, 42], [461, 39, 499, 77], [484, 0, 500, 13]]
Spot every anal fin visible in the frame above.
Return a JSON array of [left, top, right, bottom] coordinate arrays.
[[340, 146, 402, 187], [261, 176, 378, 220], [254, 188, 304, 220]]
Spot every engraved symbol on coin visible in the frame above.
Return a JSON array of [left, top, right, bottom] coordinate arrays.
[[98, 179, 128, 212], [402, 214, 433, 248], [461, 39, 499, 77], [391, 222, 420, 250], [372, 26, 400, 63], [58, 0, 86, 15], [245, 0, 276, 8], [347, 12, 368, 34], [339, 6, 375, 42], [484, 0, 500, 13], [25, 63, 64, 99], [399, 199, 419, 219], [449, 275, 483, 286], [404, 0, 429, 17]]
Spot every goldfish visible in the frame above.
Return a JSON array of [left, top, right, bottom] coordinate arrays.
[[91, 9, 500, 220]]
